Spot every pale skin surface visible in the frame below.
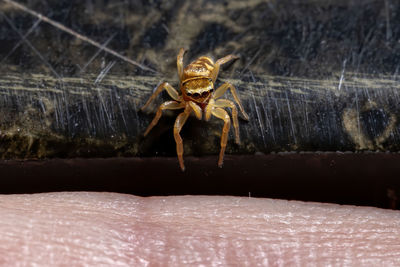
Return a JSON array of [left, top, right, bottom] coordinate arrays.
[[141, 48, 249, 171], [1, 192, 400, 266]]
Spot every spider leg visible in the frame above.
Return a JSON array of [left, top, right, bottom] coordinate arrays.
[[143, 101, 185, 136], [213, 82, 249, 121], [174, 105, 191, 171], [211, 54, 239, 83], [211, 107, 231, 168], [214, 99, 240, 144], [204, 99, 214, 122], [141, 82, 181, 111], [177, 48, 186, 80]]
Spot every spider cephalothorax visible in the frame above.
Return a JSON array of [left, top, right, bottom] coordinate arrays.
[[141, 48, 249, 171], [182, 78, 214, 104]]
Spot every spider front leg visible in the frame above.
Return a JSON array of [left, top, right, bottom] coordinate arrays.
[[174, 105, 191, 171], [213, 82, 249, 121], [143, 101, 185, 136], [141, 82, 181, 111], [214, 99, 240, 144], [211, 107, 231, 168]]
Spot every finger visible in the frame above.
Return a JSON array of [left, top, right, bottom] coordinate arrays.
[[0, 193, 399, 266]]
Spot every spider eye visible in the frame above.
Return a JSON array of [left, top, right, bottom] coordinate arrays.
[[210, 88, 214, 92], [201, 91, 208, 97], [187, 92, 192, 96], [193, 93, 200, 98]]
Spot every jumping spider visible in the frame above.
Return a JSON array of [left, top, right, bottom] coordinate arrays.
[[141, 48, 249, 171]]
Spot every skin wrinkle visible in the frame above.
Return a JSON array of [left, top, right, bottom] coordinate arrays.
[[0, 193, 399, 266]]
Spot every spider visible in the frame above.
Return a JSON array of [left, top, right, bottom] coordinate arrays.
[[141, 48, 249, 171]]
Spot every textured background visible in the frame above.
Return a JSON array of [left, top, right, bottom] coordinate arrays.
[[0, 0, 400, 208]]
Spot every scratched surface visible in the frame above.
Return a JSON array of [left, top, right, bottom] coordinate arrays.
[[0, 0, 400, 159]]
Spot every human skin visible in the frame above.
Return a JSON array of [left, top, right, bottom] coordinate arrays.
[[0, 192, 399, 266]]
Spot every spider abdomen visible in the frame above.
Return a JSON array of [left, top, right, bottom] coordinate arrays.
[[182, 56, 215, 81]]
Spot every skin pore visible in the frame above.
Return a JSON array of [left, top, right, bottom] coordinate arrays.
[[0, 192, 399, 265]]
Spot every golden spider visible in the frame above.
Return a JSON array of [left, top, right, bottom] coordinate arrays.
[[141, 48, 249, 171]]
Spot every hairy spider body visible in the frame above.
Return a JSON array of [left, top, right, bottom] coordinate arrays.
[[141, 48, 249, 171]]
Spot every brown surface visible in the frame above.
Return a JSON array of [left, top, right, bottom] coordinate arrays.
[[0, 153, 399, 209]]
